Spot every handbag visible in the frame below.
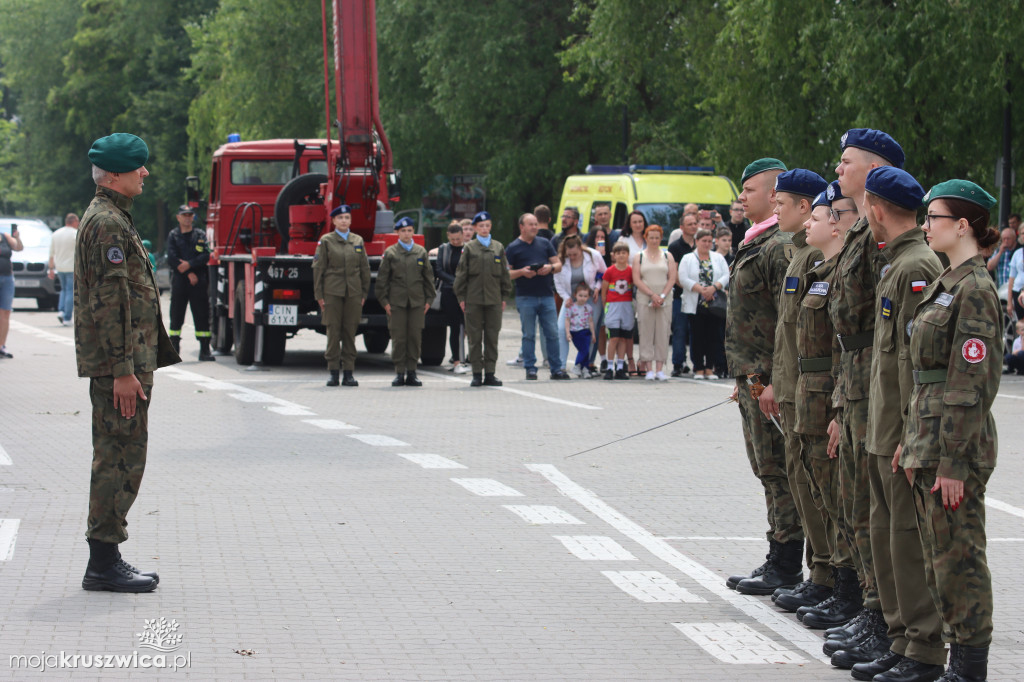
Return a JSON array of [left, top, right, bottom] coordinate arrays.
[[707, 289, 727, 319]]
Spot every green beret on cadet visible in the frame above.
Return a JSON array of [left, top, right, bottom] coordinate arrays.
[[88, 133, 149, 173], [740, 157, 788, 184], [923, 179, 997, 210]]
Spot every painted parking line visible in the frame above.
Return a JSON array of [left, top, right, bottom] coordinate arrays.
[[419, 370, 602, 411], [347, 434, 409, 447], [527, 463, 826, 664], [0, 519, 20, 561], [450, 478, 523, 497], [0, 444, 11, 466], [672, 623, 806, 665], [602, 571, 706, 603], [302, 419, 359, 431], [397, 453, 467, 469], [554, 535, 636, 561], [502, 505, 583, 525]]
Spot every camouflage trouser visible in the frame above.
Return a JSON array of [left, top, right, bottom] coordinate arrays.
[[839, 399, 879, 610], [913, 467, 994, 648], [736, 378, 802, 544], [869, 454, 945, 665], [782, 402, 830, 585], [87, 373, 153, 544], [800, 432, 855, 571]]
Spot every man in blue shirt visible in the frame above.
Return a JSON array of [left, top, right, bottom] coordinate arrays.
[[506, 213, 570, 380]]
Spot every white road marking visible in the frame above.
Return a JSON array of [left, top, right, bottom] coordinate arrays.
[[266, 405, 316, 416], [450, 478, 523, 497], [0, 519, 20, 561], [419, 370, 602, 411], [397, 453, 467, 469], [302, 419, 359, 431], [8, 319, 74, 346], [228, 391, 274, 403], [527, 463, 826, 664], [0, 444, 11, 466], [347, 434, 409, 447], [673, 622, 807, 665], [661, 536, 763, 542], [603, 571, 706, 603], [503, 505, 583, 525], [986, 498, 1024, 520], [554, 535, 637, 561], [990, 538, 1024, 542]]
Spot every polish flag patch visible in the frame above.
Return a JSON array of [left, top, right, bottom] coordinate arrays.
[[962, 338, 986, 364], [911, 280, 927, 292]]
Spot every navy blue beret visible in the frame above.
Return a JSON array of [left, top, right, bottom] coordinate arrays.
[[471, 211, 491, 224], [394, 216, 415, 230], [865, 166, 924, 210], [330, 205, 351, 217], [825, 180, 845, 203], [774, 169, 828, 198], [811, 191, 829, 209], [840, 128, 905, 169]]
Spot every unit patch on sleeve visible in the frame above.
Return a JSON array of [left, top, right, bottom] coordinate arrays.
[[962, 338, 986, 364], [106, 246, 125, 264], [911, 280, 927, 292], [880, 297, 892, 318], [935, 293, 954, 307], [808, 281, 830, 296], [784, 276, 799, 294]]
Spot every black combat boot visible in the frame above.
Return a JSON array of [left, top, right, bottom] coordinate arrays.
[[170, 335, 180, 354], [823, 608, 881, 655], [115, 545, 159, 584], [341, 370, 358, 387], [830, 614, 892, 670], [775, 578, 832, 612], [470, 373, 483, 387], [773, 579, 809, 602], [326, 370, 340, 387], [82, 539, 157, 593], [735, 539, 803, 595], [392, 373, 406, 386], [826, 606, 869, 638], [198, 338, 215, 361], [872, 656, 945, 682], [727, 542, 773, 589], [850, 651, 904, 680], [483, 373, 502, 386], [943, 644, 987, 682], [800, 566, 863, 628], [405, 371, 422, 387]]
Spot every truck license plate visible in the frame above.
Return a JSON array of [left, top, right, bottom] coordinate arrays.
[[267, 304, 297, 325]]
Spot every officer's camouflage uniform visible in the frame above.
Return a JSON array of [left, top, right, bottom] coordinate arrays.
[[376, 241, 436, 372], [904, 254, 999, 649], [795, 257, 853, 573], [867, 227, 945, 665], [725, 220, 801, 545], [773, 229, 829, 584], [74, 186, 180, 544], [312, 231, 371, 371], [453, 238, 513, 374], [829, 216, 885, 608]]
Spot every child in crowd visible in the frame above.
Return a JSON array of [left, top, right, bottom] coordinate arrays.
[[1005, 319, 1024, 375], [565, 281, 597, 378], [714, 228, 734, 265], [601, 242, 635, 380]]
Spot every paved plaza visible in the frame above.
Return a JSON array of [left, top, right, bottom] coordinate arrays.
[[2, 295, 1023, 680]]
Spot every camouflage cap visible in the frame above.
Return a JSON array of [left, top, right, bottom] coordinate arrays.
[[88, 133, 149, 173], [740, 158, 787, 184], [923, 179, 997, 210]]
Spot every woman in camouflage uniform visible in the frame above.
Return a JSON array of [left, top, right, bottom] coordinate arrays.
[[904, 180, 1001, 682]]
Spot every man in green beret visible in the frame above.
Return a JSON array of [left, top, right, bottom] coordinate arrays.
[[75, 133, 180, 592]]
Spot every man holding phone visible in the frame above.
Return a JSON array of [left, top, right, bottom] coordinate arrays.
[[0, 222, 24, 358]]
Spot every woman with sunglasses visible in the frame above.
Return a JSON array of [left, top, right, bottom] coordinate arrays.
[[903, 180, 1001, 682]]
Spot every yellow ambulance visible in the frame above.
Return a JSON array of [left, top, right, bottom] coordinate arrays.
[[555, 165, 739, 235]]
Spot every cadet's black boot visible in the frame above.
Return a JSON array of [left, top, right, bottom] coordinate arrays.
[[823, 608, 880, 655], [736, 539, 803, 595], [326, 370, 340, 387], [392, 373, 406, 386], [775, 578, 832, 612], [170, 335, 180, 354], [82, 539, 157, 593], [470, 373, 483, 387], [198, 338, 216, 361], [826, 605, 869, 637], [115, 545, 159, 584], [800, 566, 863, 628], [483, 373, 502, 386], [405, 371, 422, 387], [830, 615, 892, 670], [872, 656, 945, 682], [341, 370, 358, 387], [727, 542, 773, 589], [945, 644, 988, 682], [849, 651, 904, 680], [773, 579, 808, 602]]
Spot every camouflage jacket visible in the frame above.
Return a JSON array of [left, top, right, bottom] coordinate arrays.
[[829, 217, 888, 406], [453, 238, 513, 306], [376, 242, 436, 308], [312, 231, 371, 300], [902, 255, 1000, 478], [866, 228, 942, 458], [74, 187, 179, 378], [725, 221, 793, 378], [773, 229, 823, 403], [794, 258, 839, 436]]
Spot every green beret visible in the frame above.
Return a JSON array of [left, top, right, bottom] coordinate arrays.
[[88, 133, 149, 173], [741, 157, 787, 184], [923, 179, 997, 210]]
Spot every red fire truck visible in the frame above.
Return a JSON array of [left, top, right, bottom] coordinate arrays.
[[188, 0, 446, 367]]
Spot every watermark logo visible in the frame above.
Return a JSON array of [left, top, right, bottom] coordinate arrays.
[[137, 617, 183, 652]]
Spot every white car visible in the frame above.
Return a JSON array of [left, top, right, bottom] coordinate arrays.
[[1, 218, 59, 310]]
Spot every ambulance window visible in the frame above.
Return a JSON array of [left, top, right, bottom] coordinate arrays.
[[590, 202, 611, 232], [612, 202, 628, 232]]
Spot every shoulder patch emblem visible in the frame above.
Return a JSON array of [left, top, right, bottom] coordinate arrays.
[[784, 276, 799, 294], [906, 320, 914, 338], [911, 280, 927, 292], [808, 281, 830, 296], [494, 256, 501, 263], [106, 246, 125, 264], [880, 297, 892, 318], [783, 244, 796, 260], [935, 292, 954, 307], [880, 264, 891, 279], [962, 338, 986, 364]]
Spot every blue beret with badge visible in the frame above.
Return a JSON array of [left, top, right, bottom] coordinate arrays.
[[394, 216, 415, 230], [330, 205, 351, 217], [865, 166, 924, 210], [923, 179, 997, 210], [812, 191, 829, 209], [825, 180, 844, 203], [774, 168, 828, 198], [740, 158, 787, 184], [88, 133, 149, 173], [472, 211, 491, 224], [840, 128, 905, 169]]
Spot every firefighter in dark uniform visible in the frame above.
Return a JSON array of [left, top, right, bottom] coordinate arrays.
[[313, 205, 371, 387], [376, 216, 435, 386], [166, 204, 214, 361], [905, 180, 1001, 682]]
